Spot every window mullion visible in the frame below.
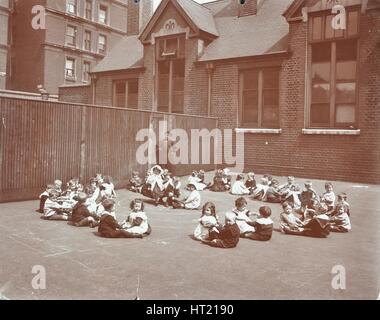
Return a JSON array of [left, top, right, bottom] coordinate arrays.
[[330, 42, 337, 127]]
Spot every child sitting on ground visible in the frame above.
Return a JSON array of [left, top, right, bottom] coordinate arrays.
[[244, 206, 274, 241], [65, 177, 83, 200], [335, 192, 350, 216], [209, 169, 225, 192], [41, 187, 72, 221], [98, 199, 141, 238], [101, 176, 117, 199], [162, 176, 181, 207], [201, 212, 240, 249], [37, 179, 63, 213], [193, 202, 219, 241], [264, 179, 282, 203], [145, 165, 165, 206], [320, 182, 336, 211], [300, 181, 318, 213], [329, 204, 351, 233], [280, 201, 304, 234], [70, 192, 99, 227], [172, 184, 201, 210], [230, 197, 258, 237], [245, 172, 257, 194], [222, 168, 232, 191], [127, 171, 143, 193], [279, 176, 301, 208], [121, 199, 151, 237], [231, 174, 250, 195], [252, 177, 270, 201], [187, 171, 208, 191], [281, 201, 330, 238]]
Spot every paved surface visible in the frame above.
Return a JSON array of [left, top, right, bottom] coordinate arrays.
[[0, 172, 379, 300]]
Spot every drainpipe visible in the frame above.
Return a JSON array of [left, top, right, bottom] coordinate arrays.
[[205, 62, 214, 117]]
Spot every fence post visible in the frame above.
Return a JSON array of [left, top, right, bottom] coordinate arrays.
[[79, 106, 87, 183]]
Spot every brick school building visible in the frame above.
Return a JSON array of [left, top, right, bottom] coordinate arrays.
[[59, 0, 380, 184]]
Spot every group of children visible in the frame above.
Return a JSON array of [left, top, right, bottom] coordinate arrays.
[[37, 174, 151, 238], [36, 168, 352, 248]]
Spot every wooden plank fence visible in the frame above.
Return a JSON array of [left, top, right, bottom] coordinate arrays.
[[0, 97, 218, 203]]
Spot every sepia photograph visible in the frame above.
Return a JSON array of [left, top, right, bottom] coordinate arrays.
[[0, 0, 379, 302]]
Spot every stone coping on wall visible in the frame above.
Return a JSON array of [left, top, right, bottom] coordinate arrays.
[[235, 128, 282, 134], [302, 129, 361, 135]]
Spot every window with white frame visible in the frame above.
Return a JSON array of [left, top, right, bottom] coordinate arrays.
[[98, 34, 106, 54], [66, 25, 77, 47], [83, 61, 91, 82], [85, 0, 93, 20], [84, 30, 91, 51], [65, 58, 76, 79], [240, 68, 280, 128], [308, 8, 359, 129], [99, 5, 108, 24], [66, 0, 77, 15]]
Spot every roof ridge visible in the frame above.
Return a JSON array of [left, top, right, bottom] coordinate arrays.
[[183, 0, 213, 12]]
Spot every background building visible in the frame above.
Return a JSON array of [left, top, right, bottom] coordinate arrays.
[[0, 0, 12, 89], [60, 0, 380, 184], [9, 0, 152, 95]]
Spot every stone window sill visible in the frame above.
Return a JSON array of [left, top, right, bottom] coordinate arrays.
[[302, 129, 360, 135], [235, 128, 282, 134]]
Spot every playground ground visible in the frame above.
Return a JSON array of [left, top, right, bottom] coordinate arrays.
[[0, 172, 379, 300]]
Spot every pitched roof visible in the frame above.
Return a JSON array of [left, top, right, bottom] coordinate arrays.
[[140, 0, 218, 42], [176, 0, 218, 36], [92, 35, 143, 74], [199, 0, 293, 62]]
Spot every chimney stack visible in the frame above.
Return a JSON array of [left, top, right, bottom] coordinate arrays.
[[127, 0, 153, 36], [238, 0, 258, 17]]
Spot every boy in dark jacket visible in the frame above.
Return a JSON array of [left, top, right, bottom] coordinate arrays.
[[98, 199, 143, 238], [201, 212, 240, 248], [245, 206, 274, 241], [70, 192, 99, 227]]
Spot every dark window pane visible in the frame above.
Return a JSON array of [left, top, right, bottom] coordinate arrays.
[[243, 71, 258, 90], [262, 105, 279, 127], [311, 104, 330, 126], [173, 59, 185, 77], [312, 43, 331, 62], [158, 61, 169, 74], [347, 10, 359, 37], [336, 104, 355, 124], [312, 16, 323, 41], [312, 62, 330, 83], [325, 15, 334, 39], [242, 90, 258, 125], [115, 82, 126, 94], [166, 38, 177, 53], [172, 92, 184, 113], [128, 79, 138, 94], [336, 82, 356, 103], [312, 83, 330, 103], [336, 40, 357, 61], [336, 61, 356, 80], [263, 70, 279, 89], [263, 89, 279, 106]]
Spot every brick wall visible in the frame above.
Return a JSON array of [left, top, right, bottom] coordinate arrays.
[[208, 11, 380, 184], [59, 84, 92, 104]]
